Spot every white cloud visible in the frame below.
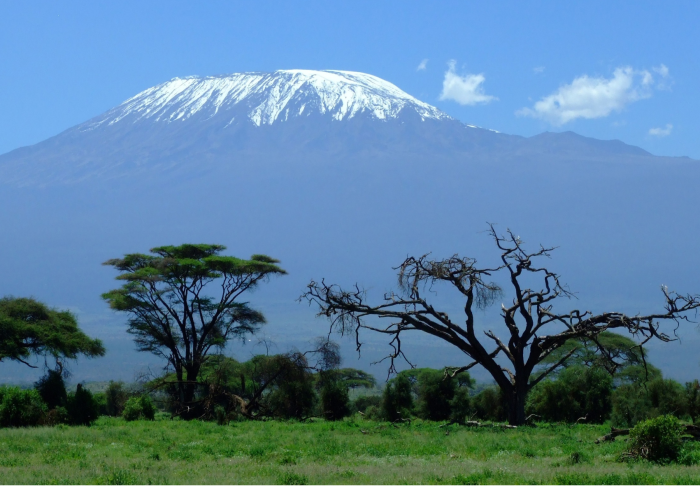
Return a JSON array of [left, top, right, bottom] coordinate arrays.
[[517, 66, 671, 125], [649, 124, 673, 137], [653, 64, 669, 79], [416, 59, 428, 71], [533, 66, 545, 74], [439, 60, 496, 106]]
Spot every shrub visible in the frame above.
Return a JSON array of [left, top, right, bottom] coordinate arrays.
[[612, 378, 688, 427], [413, 369, 455, 421], [686, 380, 700, 424], [319, 373, 351, 421], [526, 366, 613, 423], [104, 381, 129, 416], [44, 406, 70, 426], [449, 387, 472, 423], [34, 369, 67, 410], [352, 395, 382, 414], [627, 415, 685, 463], [381, 373, 413, 421], [123, 395, 156, 421], [472, 386, 506, 422], [0, 386, 47, 427], [66, 384, 100, 426]]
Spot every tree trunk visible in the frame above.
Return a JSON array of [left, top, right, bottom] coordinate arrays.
[[506, 387, 527, 426]]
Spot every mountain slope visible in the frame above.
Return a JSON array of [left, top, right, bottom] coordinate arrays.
[[0, 69, 670, 186]]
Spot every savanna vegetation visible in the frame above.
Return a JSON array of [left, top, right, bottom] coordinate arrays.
[[2, 235, 700, 485]]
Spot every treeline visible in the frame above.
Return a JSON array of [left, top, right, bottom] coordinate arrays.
[[2, 349, 698, 429]]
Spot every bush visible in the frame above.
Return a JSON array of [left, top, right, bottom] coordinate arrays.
[[449, 387, 472, 423], [319, 373, 351, 421], [686, 380, 700, 424], [66, 384, 100, 426], [44, 406, 70, 426], [104, 381, 129, 416], [0, 386, 47, 427], [34, 369, 67, 410], [381, 373, 413, 421], [627, 415, 685, 463], [352, 395, 382, 414], [122, 395, 156, 421], [612, 378, 688, 427], [526, 366, 613, 423], [472, 386, 506, 422], [413, 369, 455, 421]]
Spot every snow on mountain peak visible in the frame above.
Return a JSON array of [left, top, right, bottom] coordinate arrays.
[[85, 70, 451, 129]]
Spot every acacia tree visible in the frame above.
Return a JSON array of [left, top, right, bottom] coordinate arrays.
[[0, 297, 104, 368], [302, 226, 700, 425], [102, 244, 286, 409]]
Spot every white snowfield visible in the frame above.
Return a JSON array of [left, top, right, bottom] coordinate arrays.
[[85, 70, 452, 129]]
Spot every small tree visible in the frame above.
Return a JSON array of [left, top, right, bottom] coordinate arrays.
[[303, 226, 700, 425], [66, 384, 100, 426], [104, 381, 129, 417], [35, 369, 68, 410], [0, 297, 104, 368], [102, 244, 286, 414], [381, 373, 413, 421], [319, 372, 351, 420]]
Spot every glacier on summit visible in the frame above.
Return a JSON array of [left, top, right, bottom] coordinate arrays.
[[83, 70, 452, 130]]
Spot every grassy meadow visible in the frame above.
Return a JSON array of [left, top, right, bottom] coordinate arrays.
[[2, 416, 700, 485]]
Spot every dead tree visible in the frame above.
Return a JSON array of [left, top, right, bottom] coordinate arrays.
[[301, 225, 700, 426]]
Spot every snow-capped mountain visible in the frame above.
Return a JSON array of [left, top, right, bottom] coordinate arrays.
[[0, 68, 682, 186], [84, 70, 451, 130]]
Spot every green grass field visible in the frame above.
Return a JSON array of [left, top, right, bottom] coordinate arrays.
[[2, 416, 700, 485]]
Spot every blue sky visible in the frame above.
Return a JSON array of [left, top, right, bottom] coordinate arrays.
[[1, 0, 698, 158]]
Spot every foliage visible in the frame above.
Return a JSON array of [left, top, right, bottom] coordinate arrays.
[[449, 386, 472, 423], [333, 368, 377, 390], [627, 415, 685, 463], [352, 395, 382, 414], [104, 381, 129, 417], [402, 368, 453, 421], [66, 384, 100, 426], [102, 244, 286, 409], [381, 373, 413, 421], [471, 386, 506, 422], [538, 331, 649, 382], [685, 380, 700, 424], [122, 395, 156, 422], [318, 372, 351, 421], [264, 355, 317, 420], [611, 378, 688, 428], [34, 369, 68, 410], [0, 297, 104, 367], [526, 366, 613, 423], [0, 386, 47, 427]]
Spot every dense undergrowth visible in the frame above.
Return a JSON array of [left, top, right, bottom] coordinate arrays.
[[1, 416, 700, 485]]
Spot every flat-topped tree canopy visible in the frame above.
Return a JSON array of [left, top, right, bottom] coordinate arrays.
[[0, 297, 105, 368], [102, 244, 286, 417]]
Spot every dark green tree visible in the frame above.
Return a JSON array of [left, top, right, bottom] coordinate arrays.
[[35, 369, 68, 410], [319, 371, 351, 420], [104, 381, 129, 417], [102, 244, 286, 410], [526, 365, 613, 423], [66, 384, 100, 426], [381, 372, 413, 421], [0, 297, 104, 368], [536, 331, 659, 386]]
